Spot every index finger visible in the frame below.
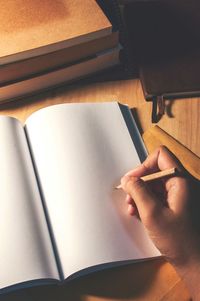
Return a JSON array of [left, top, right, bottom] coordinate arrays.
[[125, 145, 184, 178]]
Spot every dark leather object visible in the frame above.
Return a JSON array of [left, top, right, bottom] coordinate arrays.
[[124, 0, 200, 120]]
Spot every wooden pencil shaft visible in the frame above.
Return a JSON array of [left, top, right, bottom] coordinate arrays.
[[141, 167, 177, 182], [115, 167, 177, 189]]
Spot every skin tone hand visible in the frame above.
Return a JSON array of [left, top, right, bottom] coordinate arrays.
[[120, 146, 200, 300]]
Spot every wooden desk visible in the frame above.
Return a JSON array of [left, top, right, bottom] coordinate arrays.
[[1, 78, 199, 301]]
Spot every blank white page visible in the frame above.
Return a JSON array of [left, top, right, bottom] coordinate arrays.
[[25, 102, 160, 279], [0, 117, 59, 291]]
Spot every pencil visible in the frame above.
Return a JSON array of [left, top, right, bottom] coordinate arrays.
[[115, 167, 177, 189]]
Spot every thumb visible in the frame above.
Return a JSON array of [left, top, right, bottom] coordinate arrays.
[[121, 175, 163, 222]]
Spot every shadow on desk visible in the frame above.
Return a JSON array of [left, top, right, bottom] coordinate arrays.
[[1, 259, 165, 301]]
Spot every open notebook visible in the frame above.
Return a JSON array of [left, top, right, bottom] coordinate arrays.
[[0, 102, 160, 294]]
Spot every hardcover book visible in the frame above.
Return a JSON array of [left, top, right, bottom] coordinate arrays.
[[0, 46, 120, 103], [0, 0, 118, 85], [0, 0, 112, 64]]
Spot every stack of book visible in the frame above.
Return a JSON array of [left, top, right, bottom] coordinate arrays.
[[0, 0, 119, 103]]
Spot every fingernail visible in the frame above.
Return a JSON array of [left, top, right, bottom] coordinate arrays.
[[125, 170, 134, 176], [121, 175, 130, 186], [128, 204, 136, 216]]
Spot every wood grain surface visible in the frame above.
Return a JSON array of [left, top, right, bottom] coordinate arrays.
[[1, 78, 198, 300]]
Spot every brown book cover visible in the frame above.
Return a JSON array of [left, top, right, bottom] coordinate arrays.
[[0, 0, 112, 64], [0, 32, 118, 86]]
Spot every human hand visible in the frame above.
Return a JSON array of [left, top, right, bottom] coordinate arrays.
[[120, 146, 200, 299]]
